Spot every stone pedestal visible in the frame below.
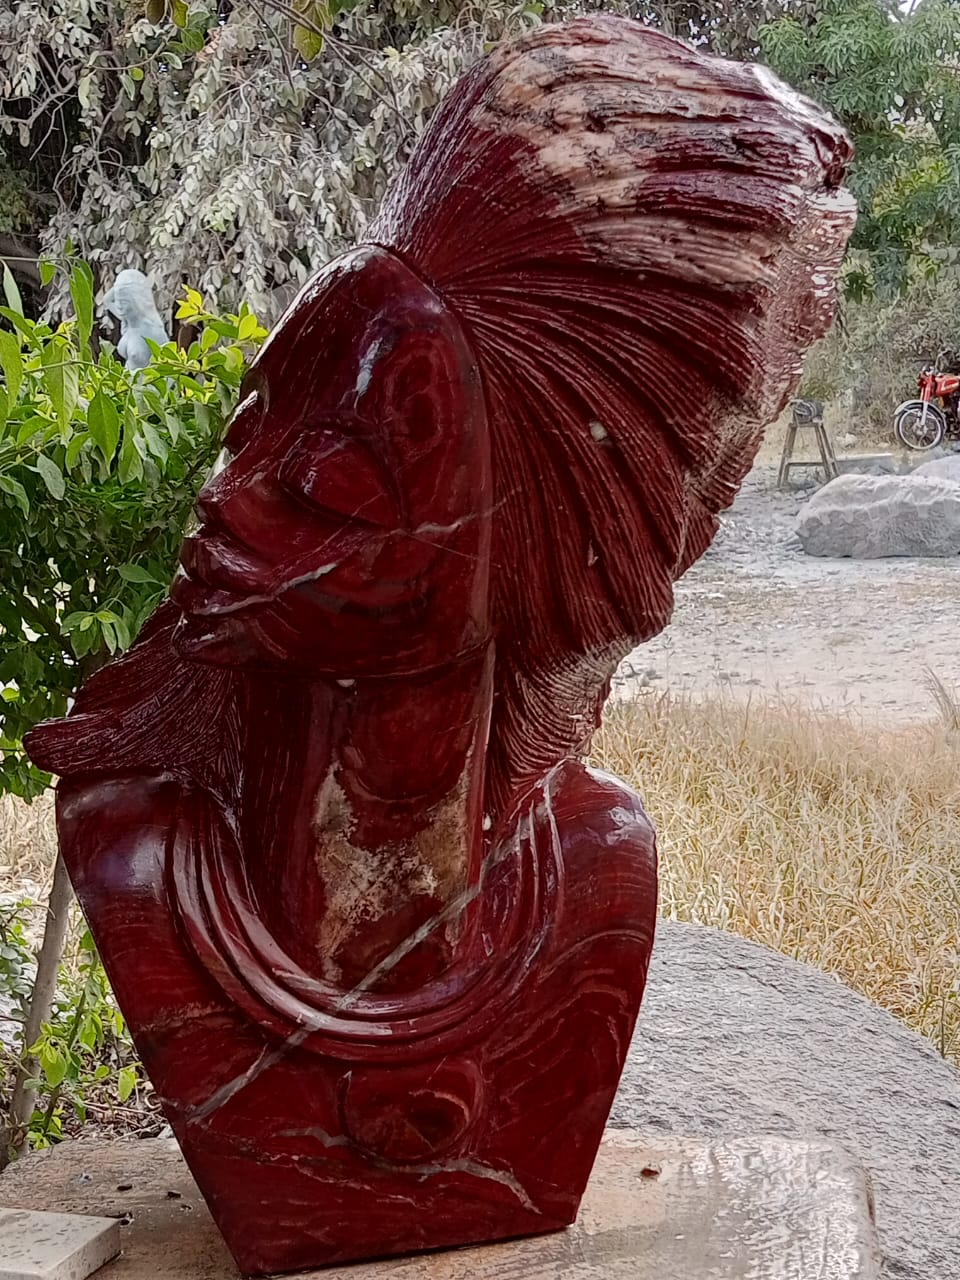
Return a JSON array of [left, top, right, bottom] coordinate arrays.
[[0, 1130, 879, 1279]]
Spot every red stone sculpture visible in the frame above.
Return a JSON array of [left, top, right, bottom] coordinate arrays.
[[26, 18, 855, 1277]]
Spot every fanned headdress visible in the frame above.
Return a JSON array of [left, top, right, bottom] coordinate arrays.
[[29, 19, 854, 817], [368, 17, 855, 807]]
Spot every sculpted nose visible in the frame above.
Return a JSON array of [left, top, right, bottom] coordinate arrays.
[[194, 448, 235, 529]]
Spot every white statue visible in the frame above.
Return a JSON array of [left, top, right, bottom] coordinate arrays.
[[100, 268, 168, 371]]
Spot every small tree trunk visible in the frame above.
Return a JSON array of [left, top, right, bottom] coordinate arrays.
[[1, 653, 110, 1167], [1, 854, 74, 1167]]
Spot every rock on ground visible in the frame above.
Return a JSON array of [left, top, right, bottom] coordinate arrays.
[[796, 473, 960, 557], [913, 454, 960, 483], [613, 921, 960, 1280]]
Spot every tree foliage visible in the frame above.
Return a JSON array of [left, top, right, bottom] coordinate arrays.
[[762, 0, 960, 296], [0, 1, 542, 322], [0, 259, 265, 800], [0, 0, 814, 324], [1, 900, 145, 1156]]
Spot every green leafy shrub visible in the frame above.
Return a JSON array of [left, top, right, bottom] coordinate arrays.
[[0, 258, 267, 799], [0, 257, 267, 1156], [0, 897, 152, 1150]]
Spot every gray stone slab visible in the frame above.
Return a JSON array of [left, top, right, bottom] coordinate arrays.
[[835, 453, 904, 476], [614, 921, 960, 1280], [0, 1207, 119, 1280], [0, 1131, 877, 1279]]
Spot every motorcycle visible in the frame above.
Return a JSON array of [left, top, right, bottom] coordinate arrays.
[[894, 348, 960, 450]]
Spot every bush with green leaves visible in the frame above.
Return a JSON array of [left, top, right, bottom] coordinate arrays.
[[761, 0, 960, 298], [0, 259, 267, 800], [0, 896, 153, 1152]]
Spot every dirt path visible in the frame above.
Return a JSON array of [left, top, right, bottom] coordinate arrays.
[[618, 461, 960, 722]]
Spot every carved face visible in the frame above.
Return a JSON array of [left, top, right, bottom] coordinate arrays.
[[171, 248, 492, 676]]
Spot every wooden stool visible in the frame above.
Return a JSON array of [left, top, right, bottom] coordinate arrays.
[[777, 400, 838, 488]]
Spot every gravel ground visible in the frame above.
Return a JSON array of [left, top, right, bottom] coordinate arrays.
[[618, 459, 960, 723]]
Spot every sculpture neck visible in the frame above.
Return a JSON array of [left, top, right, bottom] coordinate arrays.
[[240, 644, 495, 995]]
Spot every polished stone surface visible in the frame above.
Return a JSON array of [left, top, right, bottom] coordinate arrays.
[[25, 15, 854, 1277], [0, 1207, 119, 1280], [0, 1132, 879, 1279], [617, 921, 960, 1280]]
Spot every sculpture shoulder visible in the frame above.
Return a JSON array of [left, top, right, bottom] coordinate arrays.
[[56, 771, 192, 890], [522, 756, 657, 869]]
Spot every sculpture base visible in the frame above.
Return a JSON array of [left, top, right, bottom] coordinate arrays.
[[0, 1130, 879, 1279]]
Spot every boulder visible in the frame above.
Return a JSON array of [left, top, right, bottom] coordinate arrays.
[[912, 453, 960, 482], [614, 920, 960, 1280], [795, 472, 960, 557]]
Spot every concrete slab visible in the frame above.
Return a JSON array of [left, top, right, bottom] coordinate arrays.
[[0, 1206, 119, 1280], [0, 1130, 879, 1278]]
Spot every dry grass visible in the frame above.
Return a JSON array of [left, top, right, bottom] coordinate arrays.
[[593, 693, 960, 1066], [2, 697, 958, 1066], [0, 792, 57, 890]]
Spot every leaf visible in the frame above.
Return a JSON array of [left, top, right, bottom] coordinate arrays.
[[100, 619, 117, 654], [117, 431, 144, 484], [117, 563, 158, 583], [71, 625, 96, 659], [0, 330, 22, 404], [68, 261, 95, 352], [172, 0, 189, 28], [65, 431, 89, 470], [0, 308, 37, 343], [17, 417, 43, 447], [87, 391, 121, 466], [145, 0, 166, 21], [112, 613, 133, 651], [40, 1043, 67, 1089], [35, 454, 66, 500], [38, 260, 56, 288], [237, 312, 260, 342], [192, 402, 211, 434], [1, 263, 22, 316], [0, 475, 29, 516], [117, 1066, 137, 1103], [41, 342, 80, 434], [294, 23, 325, 60], [175, 286, 203, 320]]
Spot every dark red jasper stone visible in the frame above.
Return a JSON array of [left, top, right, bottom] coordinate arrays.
[[26, 16, 854, 1276]]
